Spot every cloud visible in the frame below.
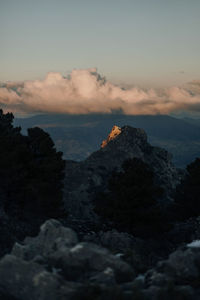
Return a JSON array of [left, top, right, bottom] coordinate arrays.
[[0, 68, 200, 115]]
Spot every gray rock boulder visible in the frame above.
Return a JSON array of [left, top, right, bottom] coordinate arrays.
[[48, 242, 134, 283], [0, 254, 64, 300], [0, 219, 135, 300], [2, 219, 200, 299], [83, 229, 136, 252], [138, 244, 200, 299], [12, 219, 78, 260]]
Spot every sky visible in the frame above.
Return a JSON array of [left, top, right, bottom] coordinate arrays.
[[0, 0, 200, 116], [1, 0, 200, 87]]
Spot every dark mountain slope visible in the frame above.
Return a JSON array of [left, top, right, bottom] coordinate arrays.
[[63, 125, 181, 221]]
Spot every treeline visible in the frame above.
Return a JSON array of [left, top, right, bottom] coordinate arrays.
[[95, 156, 200, 237], [0, 109, 65, 218], [0, 109, 65, 255]]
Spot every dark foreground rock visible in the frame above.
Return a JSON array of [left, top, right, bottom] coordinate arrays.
[[137, 242, 200, 299], [1, 219, 200, 299], [0, 220, 134, 300]]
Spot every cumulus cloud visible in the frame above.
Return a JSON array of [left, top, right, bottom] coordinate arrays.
[[0, 68, 200, 115]]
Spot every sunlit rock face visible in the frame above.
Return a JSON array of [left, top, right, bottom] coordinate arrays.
[[101, 125, 121, 148], [64, 125, 181, 221]]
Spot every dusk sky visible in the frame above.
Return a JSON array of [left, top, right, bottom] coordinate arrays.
[[1, 0, 200, 116], [1, 0, 200, 86]]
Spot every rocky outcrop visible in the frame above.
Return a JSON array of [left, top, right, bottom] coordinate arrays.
[[83, 229, 136, 252], [0, 219, 135, 300], [64, 125, 181, 220], [101, 125, 121, 148], [1, 219, 200, 299], [136, 243, 200, 299]]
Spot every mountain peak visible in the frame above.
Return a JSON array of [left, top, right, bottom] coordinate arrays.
[[101, 125, 121, 148], [64, 124, 181, 220], [101, 125, 147, 149]]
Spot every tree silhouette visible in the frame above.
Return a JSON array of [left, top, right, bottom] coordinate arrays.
[[0, 109, 65, 219], [174, 158, 200, 220], [95, 158, 168, 237], [0, 109, 66, 255]]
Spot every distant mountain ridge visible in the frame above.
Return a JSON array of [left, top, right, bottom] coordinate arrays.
[[14, 113, 200, 167]]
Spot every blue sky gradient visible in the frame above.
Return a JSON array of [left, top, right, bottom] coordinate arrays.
[[1, 0, 200, 87]]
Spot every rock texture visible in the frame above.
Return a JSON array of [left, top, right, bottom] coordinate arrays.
[[137, 244, 200, 299], [1, 219, 200, 299], [101, 125, 121, 148], [83, 229, 136, 252], [64, 125, 181, 220], [0, 219, 135, 300]]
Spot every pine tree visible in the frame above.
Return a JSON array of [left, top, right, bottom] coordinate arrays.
[[0, 109, 65, 219], [95, 158, 168, 237], [174, 158, 200, 220]]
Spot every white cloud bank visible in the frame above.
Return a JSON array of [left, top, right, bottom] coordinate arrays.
[[0, 68, 200, 115]]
